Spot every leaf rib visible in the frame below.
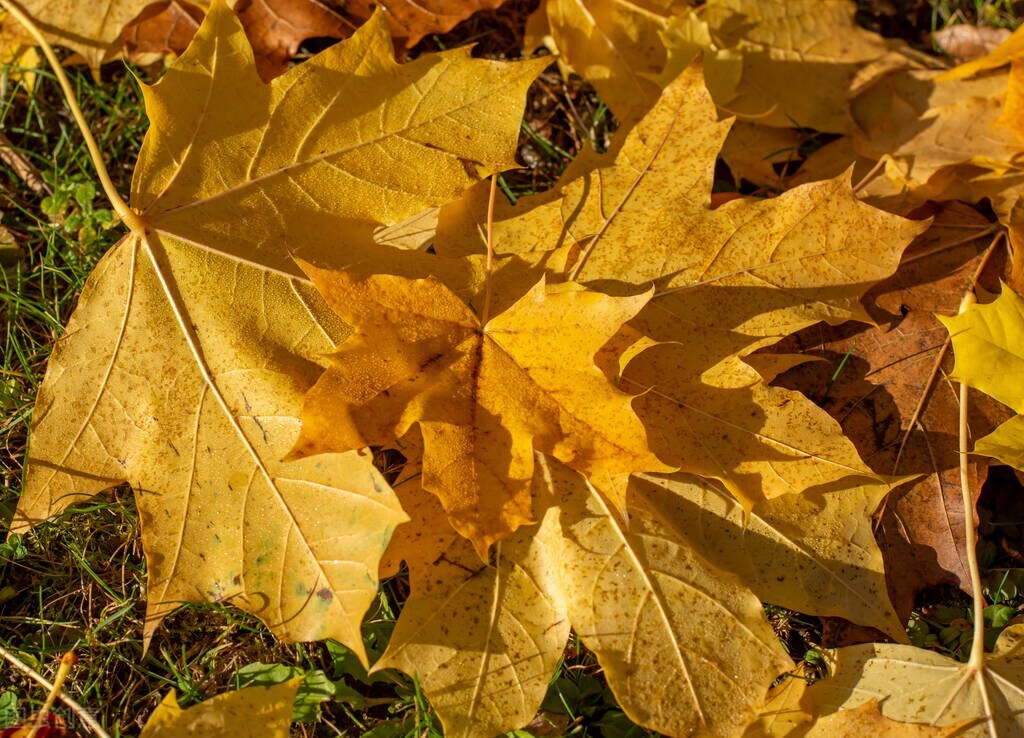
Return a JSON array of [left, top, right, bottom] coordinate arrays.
[[586, 484, 709, 727]]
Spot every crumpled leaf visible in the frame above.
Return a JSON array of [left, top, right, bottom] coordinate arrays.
[[231, 0, 352, 80], [932, 24, 1011, 64], [374, 475, 570, 738], [139, 679, 300, 737], [936, 23, 1024, 81], [3, 0, 509, 78], [121, 1, 206, 63], [940, 283, 1024, 471], [534, 0, 894, 134], [547, 460, 792, 738], [291, 264, 668, 553], [851, 66, 1024, 217], [792, 624, 1024, 737], [13, 0, 541, 657], [628, 472, 906, 640], [341, 0, 512, 50]]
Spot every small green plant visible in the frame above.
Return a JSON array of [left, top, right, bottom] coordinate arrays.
[[39, 175, 117, 249]]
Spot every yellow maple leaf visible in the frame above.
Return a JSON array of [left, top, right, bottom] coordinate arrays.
[[374, 470, 570, 738], [532, 0, 893, 133], [629, 472, 906, 640], [437, 62, 924, 507], [0, 0, 144, 69], [12, 0, 542, 658], [291, 264, 669, 553]]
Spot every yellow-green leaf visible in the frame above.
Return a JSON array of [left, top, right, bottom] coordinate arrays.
[[940, 284, 1024, 470]]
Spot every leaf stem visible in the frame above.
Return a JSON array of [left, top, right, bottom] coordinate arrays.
[[0, 0, 145, 232], [481, 175, 498, 325], [956, 287, 987, 674]]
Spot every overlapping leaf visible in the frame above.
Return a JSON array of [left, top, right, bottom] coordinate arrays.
[[13, 0, 542, 656], [629, 473, 905, 639], [1, 0, 511, 78], [377, 453, 792, 738], [291, 264, 668, 552], [374, 474, 570, 738], [792, 625, 1024, 737]]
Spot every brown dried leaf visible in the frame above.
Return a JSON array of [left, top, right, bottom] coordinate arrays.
[[770, 204, 1009, 618]]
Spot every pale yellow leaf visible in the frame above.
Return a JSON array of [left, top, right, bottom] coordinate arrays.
[[699, 0, 892, 133], [0, 0, 153, 69], [810, 700, 969, 737], [547, 461, 791, 737], [799, 625, 1024, 737], [140, 679, 300, 738]]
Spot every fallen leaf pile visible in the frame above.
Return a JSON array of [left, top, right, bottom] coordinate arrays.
[[10, 0, 1024, 735]]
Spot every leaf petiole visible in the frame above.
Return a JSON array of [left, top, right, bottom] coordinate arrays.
[[0, 0, 144, 233]]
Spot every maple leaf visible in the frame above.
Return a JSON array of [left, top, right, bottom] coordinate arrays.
[[4, 0, 514, 79], [290, 263, 669, 552], [437, 62, 925, 508], [12, 0, 542, 657], [941, 283, 1024, 470], [671, 0, 894, 134], [140, 679, 300, 737], [526, 0, 680, 126], [0, 0, 148, 69], [531, 0, 893, 133]]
